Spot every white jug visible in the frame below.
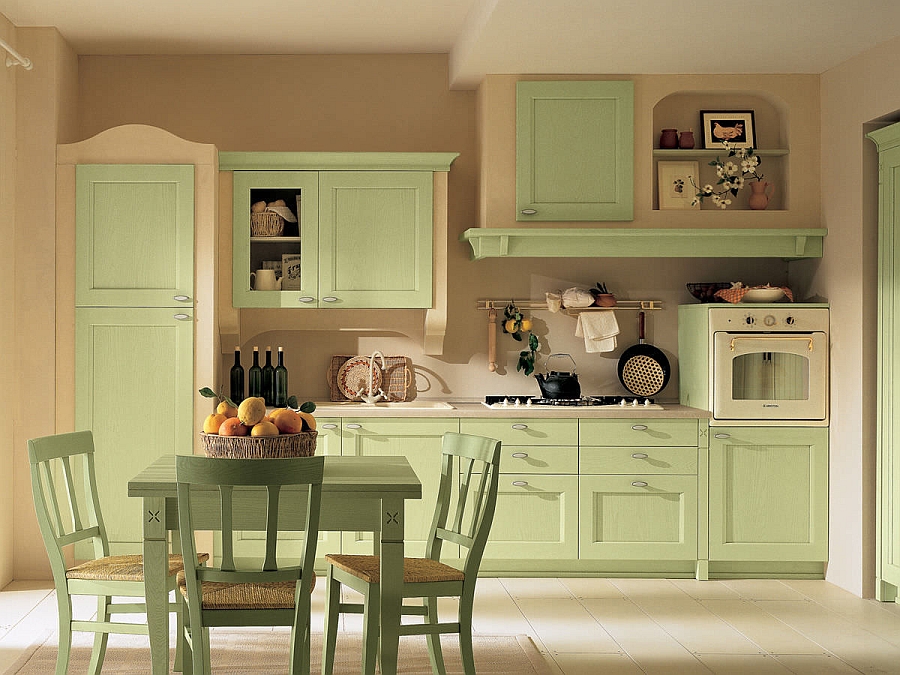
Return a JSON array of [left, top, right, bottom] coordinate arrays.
[[250, 269, 282, 291]]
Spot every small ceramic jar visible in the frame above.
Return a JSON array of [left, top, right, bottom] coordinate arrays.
[[660, 129, 678, 149]]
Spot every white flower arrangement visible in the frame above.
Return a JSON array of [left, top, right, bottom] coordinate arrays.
[[689, 141, 763, 209]]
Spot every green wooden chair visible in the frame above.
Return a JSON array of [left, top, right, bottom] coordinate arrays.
[[28, 430, 208, 675], [321, 432, 502, 675], [175, 454, 325, 675]]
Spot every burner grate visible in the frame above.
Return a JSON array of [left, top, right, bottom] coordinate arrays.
[[483, 395, 657, 408]]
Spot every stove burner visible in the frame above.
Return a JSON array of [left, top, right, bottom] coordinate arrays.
[[483, 395, 658, 408]]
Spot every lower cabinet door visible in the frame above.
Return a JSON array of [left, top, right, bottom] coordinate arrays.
[[482, 474, 579, 560], [340, 418, 459, 557], [579, 475, 698, 561], [708, 427, 828, 562]]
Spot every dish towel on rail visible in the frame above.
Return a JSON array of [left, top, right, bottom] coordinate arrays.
[[575, 311, 619, 353]]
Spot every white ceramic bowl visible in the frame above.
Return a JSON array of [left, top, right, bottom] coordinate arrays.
[[742, 287, 785, 303]]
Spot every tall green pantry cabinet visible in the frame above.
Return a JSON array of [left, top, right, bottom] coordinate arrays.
[[74, 164, 195, 555]]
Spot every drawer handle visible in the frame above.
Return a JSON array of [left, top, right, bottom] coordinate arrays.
[[173, 313, 191, 321], [322, 296, 340, 303], [173, 294, 191, 302], [511, 480, 529, 487], [511, 452, 529, 458], [520, 208, 537, 215], [298, 296, 316, 303], [631, 452, 649, 459], [321, 423, 338, 430], [714, 433, 731, 439], [631, 425, 648, 431], [345, 423, 362, 430], [631, 481, 649, 488], [511, 424, 529, 430]]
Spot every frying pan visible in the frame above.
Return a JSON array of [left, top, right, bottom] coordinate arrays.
[[617, 311, 670, 397]]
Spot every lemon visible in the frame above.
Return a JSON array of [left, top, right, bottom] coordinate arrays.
[[504, 319, 518, 333], [520, 318, 533, 332]]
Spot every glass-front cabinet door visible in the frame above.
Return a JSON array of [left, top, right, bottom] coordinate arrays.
[[232, 171, 319, 308]]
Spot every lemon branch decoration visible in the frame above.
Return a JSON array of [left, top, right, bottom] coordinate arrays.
[[502, 302, 540, 376]]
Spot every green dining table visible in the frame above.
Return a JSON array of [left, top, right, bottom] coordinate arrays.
[[128, 454, 422, 675]]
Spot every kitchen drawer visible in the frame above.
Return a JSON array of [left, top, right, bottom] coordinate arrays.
[[580, 419, 698, 447], [580, 446, 697, 475], [498, 446, 578, 474], [460, 419, 578, 447]]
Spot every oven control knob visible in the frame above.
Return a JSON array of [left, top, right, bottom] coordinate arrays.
[[744, 315, 755, 325], [763, 314, 777, 327], [785, 315, 796, 326]]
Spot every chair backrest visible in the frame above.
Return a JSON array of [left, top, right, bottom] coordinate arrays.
[[28, 430, 111, 583], [425, 432, 501, 579], [175, 455, 325, 603]]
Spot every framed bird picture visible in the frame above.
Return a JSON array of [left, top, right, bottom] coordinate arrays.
[[700, 110, 756, 149]]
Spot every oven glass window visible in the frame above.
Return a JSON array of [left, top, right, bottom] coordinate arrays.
[[731, 352, 810, 401]]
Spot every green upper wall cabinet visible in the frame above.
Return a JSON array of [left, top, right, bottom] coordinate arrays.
[[75, 164, 194, 307], [516, 80, 634, 222]]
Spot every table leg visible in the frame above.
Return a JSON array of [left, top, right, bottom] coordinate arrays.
[[142, 496, 170, 675], [378, 496, 404, 675]]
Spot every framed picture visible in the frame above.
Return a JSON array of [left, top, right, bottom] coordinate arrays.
[[281, 253, 302, 290], [658, 160, 700, 210], [700, 110, 756, 149]]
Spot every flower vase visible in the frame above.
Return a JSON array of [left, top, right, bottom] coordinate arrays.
[[748, 181, 774, 210]]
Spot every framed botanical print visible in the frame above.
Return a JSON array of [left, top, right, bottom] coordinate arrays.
[[658, 160, 700, 210], [700, 110, 757, 149]]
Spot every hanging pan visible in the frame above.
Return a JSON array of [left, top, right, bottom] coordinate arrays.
[[617, 310, 670, 397]]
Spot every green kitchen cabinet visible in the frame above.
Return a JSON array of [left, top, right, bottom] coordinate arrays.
[[74, 307, 194, 556], [339, 418, 459, 557], [516, 80, 634, 221], [708, 426, 828, 563], [75, 164, 195, 308]]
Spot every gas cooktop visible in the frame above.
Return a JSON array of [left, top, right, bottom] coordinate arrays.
[[483, 395, 662, 409]]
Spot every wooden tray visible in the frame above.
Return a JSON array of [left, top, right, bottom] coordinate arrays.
[[328, 355, 411, 402]]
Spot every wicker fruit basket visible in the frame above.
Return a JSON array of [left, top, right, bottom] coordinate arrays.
[[200, 431, 317, 458], [250, 211, 285, 237]]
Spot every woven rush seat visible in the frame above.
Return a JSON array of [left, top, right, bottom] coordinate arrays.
[[325, 554, 465, 585], [66, 553, 209, 582], [176, 571, 317, 610]]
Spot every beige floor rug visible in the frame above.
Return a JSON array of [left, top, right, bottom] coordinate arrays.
[[6, 629, 552, 674]]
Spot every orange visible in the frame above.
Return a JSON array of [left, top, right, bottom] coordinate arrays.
[[250, 420, 279, 437], [219, 417, 249, 436], [203, 413, 227, 434], [273, 409, 303, 434], [216, 401, 239, 418], [269, 408, 287, 421], [297, 411, 317, 432]]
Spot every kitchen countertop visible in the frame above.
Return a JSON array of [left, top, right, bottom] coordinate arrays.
[[311, 400, 710, 419]]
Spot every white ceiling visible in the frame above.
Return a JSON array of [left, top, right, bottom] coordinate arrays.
[[3, 0, 900, 89]]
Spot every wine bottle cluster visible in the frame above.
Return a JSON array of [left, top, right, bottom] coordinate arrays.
[[230, 345, 289, 407]]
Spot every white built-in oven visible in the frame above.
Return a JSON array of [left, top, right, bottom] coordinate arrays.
[[709, 307, 829, 424]]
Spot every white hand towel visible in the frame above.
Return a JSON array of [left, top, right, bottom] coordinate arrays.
[[575, 311, 620, 353]]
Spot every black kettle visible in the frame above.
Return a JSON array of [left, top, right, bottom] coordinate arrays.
[[535, 354, 581, 399]]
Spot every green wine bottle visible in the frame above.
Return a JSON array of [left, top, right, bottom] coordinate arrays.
[[274, 347, 288, 408], [248, 346, 262, 398], [229, 348, 244, 403], [262, 346, 275, 406]]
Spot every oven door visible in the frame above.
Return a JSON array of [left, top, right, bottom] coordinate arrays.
[[712, 332, 828, 421]]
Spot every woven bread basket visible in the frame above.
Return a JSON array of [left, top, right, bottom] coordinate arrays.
[[250, 211, 285, 237], [200, 431, 317, 458]]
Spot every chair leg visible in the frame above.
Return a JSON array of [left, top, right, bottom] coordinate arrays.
[[321, 569, 341, 675], [458, 588, 477, 675], [424, 596, 446, 675], [174, 592, 184, 672], [290, 590, 311, 675], [54, 590, 73, 675], [181, 596, 193, 675], [202, 627, 211, 674], [361, 585, 379, 675], [86, 595, 111, 675]]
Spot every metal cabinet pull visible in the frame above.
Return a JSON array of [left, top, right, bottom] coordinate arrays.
[[322, 296, 340, 303], [321, 423, 338, 430], [714, 433, 731, 439], [631, 424, 648, 431], [345, 423, 362, 429], [173, 295, 191, 302], [511, 452, 529, 458], [511, 424, 528, 430], [520, 209, 537, 215], [511, 480, 529, 487], [631, 481, 648, 488], [173, 313, 191, 321], [298, 296, 316, 303], [631, 452, 649, 459]]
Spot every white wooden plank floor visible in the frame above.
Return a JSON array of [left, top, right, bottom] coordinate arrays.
[[3, 578, 900, 674]]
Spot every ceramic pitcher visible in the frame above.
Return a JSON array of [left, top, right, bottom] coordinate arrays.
[[748, 181, 774, 210], [250, 269, 282, 291]]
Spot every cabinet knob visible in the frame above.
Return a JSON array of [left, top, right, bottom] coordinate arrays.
[[631, 452, 649, 459], [298, 296, 316, 303], [322, 296, 340, 303], [714, 433, 731, 439], [511, 480, 529, 487], [173, 313, 191, 321], [321, 423, 338, 430], [511, 452, 529, 458], [511, 424, 529, 430], [520, 209, 537, 215], [631, 481, 649, 488], [345, 423, 362, 430], [173, 295, 191, 302], [631, 424, 648, 431]]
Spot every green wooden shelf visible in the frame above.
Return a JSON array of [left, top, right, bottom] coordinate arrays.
[[460, 228, 826, 260], [652, 148, 789, 158], [219, 152, 459, 172]]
